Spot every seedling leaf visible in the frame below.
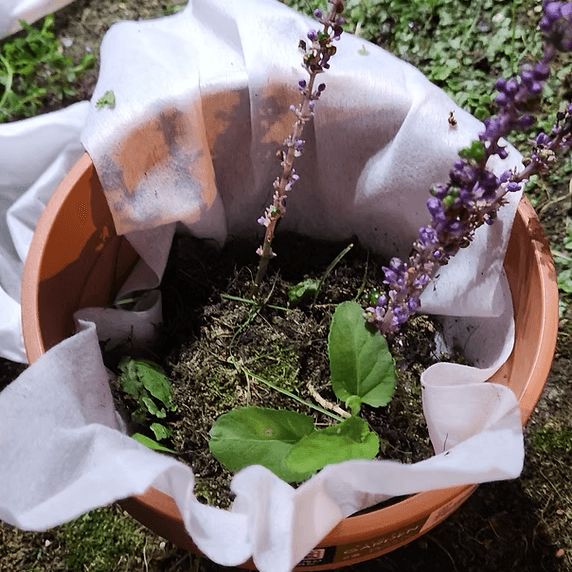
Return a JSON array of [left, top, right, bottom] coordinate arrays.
[[96, 90, 115, 108], [132, 432, 176, 454], [288, 278, 320, 305]]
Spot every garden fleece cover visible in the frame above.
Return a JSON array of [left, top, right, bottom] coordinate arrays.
[[0, 1, 525, 571]]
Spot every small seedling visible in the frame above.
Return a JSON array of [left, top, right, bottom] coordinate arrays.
[[117, 358, 177, 452], [96, 90, 116, 109]]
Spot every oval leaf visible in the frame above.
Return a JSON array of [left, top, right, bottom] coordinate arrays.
[[286, 416, 379, 474], [209, 407, 316, 482], [328, 301, 395, 407]]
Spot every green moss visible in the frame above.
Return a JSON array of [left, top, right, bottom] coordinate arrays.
[[60, 506, 158, 571], [534, 426, 572, 453]]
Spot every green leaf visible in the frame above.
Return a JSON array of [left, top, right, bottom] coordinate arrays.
[[286, 416, 379, 474], [118, 359, 143, 400], [142, 396, 166, 418], [328, 301, 395, 407], [209, 407, 316, 482], [288, 278, 320, 305], [150, 422, 172, 441], [458, 140, 486, 162], [96, 90, 115, 108], [131, 433, 176, 453], [135, 360, 175, 410]]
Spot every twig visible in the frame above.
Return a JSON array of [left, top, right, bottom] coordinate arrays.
[[306, 381, 350, 418]]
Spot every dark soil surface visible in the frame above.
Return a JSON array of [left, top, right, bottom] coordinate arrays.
[[113, 235, 438, 509], [0, 0, 571, 571]]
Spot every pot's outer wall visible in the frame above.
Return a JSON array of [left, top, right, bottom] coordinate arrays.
[[21, 154, 559, 570]]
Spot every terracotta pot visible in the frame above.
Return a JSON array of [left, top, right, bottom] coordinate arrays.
[[21, 152, 559, 569]]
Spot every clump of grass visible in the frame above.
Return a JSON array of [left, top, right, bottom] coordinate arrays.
[[0, 14, 95, 122]]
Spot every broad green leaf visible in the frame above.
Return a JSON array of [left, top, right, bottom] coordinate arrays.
[[209, 407, 316, 482], [328, 301, 395, 407], [132, 433, 176, 454], [286, 417, 379, 474]]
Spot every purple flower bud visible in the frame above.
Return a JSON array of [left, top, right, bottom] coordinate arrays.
[[298, 79, 307, 90], [383, 268, 398, 285], [533, 62, 550, 80], [257, 216, 266, 226], [540, 15, 556, 31], [393, 306, 409, 325], [536, 132, 551, 145], [408, 297, 421, 313], [495, 92, 510, 107], [518, 114, 535, 129], [495, 77, 507, 92], [505, 78, 519, 94], [413, 274, 430, 288], [431, 183, 449, 199], [388, 257, 404, 272], [307, 29, 318, 42], [521, 70, 534, 85], [427, 197, 445, 220], [314, 8, 323, 19], [419, 226, 438, 246], [545, 2, 563, 21], [529, 81, 543, 94], [497, 146, 509, 160], [506, 181, 521, 192], [318, 83, 326, 92], [377, 295, 388, 308], [499, 170, 512, 183]]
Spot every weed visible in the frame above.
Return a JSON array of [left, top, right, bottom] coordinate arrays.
[[0, 15, 95, 122]]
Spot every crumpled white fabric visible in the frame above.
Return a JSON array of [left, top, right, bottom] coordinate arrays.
[[0, 1, 527, 571], [0, 101, 88, 362], [0, 0, 74, 38]]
